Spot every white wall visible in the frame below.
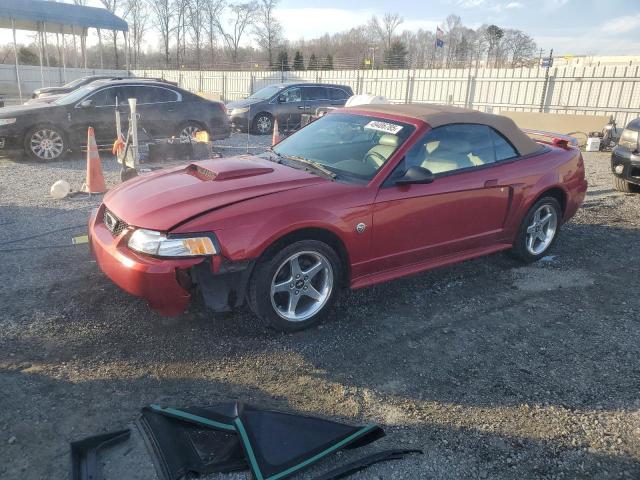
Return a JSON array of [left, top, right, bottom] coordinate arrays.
[[0, 64, 127, 103]]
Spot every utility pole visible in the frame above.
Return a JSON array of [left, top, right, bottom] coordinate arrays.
[[539, 48, 554, 112]]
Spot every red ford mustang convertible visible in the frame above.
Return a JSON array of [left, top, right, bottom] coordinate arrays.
[[89, 104, 587, 331]]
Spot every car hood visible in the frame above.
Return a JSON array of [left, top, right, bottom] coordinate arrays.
[[25, 94, 64, 105], [226, 98, 263, 110], [0, 103, 57, 116], [104, 155, 327, 231]]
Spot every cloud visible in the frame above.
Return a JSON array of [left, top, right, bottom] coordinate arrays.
[[277, 8, 375, 40], [504, 1, 524, 8], [456, 0, 487, 7], [600, 14, 640, 34]]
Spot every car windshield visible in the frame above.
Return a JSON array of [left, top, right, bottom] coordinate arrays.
[[54, 85, 99, 105], [63, 77, 90, 88], [269, 113, 414, 183], [248, 85, 282, 100]]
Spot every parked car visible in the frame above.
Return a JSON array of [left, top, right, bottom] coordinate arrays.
[[0, 79, 230, 161], [88, 103, 587, 332], [611, 117, 640, 192], [31, 75, 127, 99], [226, 83, 353, 134]]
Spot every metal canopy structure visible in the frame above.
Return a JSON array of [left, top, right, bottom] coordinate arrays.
[[0, 0, 129, 102]]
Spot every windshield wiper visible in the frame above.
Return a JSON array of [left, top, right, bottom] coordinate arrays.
[[273, 152, 337, 179]]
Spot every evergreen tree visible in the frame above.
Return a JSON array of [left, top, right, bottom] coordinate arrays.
[[384, 40, 408, 69], [293, 50, 305, 70], [308, 53, 319, 70], [322, 54, 334, 70], [18, 47, 39, 65], [275, 50, 290, 71]]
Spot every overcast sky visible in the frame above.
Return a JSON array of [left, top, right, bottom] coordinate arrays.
[[3, 0, 640, 56]]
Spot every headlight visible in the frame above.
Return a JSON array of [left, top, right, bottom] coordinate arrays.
[[128, 229, 217, 257], [231, 107, 250, 115], [0, 118, 16, 126], [619, 128, 639, 151]]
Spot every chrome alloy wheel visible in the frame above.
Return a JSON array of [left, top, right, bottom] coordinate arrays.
[[255, 115, 272, 134], [270, 251, 334, 322], [30, 128, 64, 160], [525, 204, 558, 255], [179, 125, 201, 142]]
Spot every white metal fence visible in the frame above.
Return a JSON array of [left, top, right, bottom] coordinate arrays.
[[0, 64, 127, 103], [135, 66, 640, 127]]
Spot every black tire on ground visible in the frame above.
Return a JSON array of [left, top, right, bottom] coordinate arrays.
[[177, 121, 206, 142], [252, 113, 274, 135], [613, 175, 640, 193], [23, 125, 68, 162], [248, 240, 341, 332], [510, 196, 562, 263]]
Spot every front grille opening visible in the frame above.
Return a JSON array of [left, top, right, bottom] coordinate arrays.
[[630, 166, 640, 178], [103, 209, 129, 236]]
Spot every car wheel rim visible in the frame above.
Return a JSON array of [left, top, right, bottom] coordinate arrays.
[[179, 125, 200, 142], [256, 116, 272, 134], [30, 128, 64, 160], [270, 251, 333, 322], [525, 204, 558, 255]]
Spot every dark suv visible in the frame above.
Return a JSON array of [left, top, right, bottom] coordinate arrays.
[[611, 117, 640, 193], [0, 79, 230, 161], [226, 83, 353, 134]]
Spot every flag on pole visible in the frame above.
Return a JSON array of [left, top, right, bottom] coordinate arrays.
[[436, 26, 445, 48]]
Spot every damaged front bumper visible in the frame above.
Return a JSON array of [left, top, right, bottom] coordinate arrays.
[[89, 206, 254, 316]]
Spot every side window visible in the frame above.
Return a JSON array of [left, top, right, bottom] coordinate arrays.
[[329, 88, 350, 100], [152, 87, 179, 103], [405, 124, 498, 175], [126, 86, 156, 104], [491, 128, 518, 161], [303, 86, 328, 101], [282, 87, 302, 103], [87, 87, 117, 107]]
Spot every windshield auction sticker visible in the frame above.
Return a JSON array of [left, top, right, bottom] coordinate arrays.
[[364, 121, 403, 135]]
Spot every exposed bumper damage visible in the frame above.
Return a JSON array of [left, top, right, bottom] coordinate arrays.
[[89, 205, 255, 316]]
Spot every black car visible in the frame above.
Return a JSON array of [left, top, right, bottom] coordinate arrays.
[[226, 83, 353, 134], [611, 118, 640, 193], [0, 79, 231, 161], [31, 75, 126, 99]]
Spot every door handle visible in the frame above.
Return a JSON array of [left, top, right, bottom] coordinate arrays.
[[484, 179, 498, 187], [298, 106, 305, 110]]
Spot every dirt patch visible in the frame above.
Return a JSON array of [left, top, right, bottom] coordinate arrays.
[[1, 147, 639, 479]]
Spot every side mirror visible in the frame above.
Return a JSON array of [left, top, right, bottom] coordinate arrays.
[[79, 99, 93, 108], [395, 166, 435, 186], [277, 95, 286, 103]]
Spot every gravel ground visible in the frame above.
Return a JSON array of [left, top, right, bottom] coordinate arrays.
[[0, 139, 639, 480]]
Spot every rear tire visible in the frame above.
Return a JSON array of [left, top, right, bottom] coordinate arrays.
[[24, 125, 67, 162], [613, 175, 639, 193], [511, 197, 562, 263], [177, 121, 206, 142], [248, 240, 341, 332]]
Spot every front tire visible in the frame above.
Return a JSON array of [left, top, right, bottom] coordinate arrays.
[[248, 240, 341, 332], [613, 175, 640, 193], [24, 125, 67, 162], [252, 113, 273, 135], [511, 197, 562, 263]]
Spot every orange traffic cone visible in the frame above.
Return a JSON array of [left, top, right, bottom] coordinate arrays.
[[84, 127, 106, 194], [272, 117, 282, 146]]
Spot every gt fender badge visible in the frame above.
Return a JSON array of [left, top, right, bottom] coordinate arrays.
[[356, 222, 366, 234]]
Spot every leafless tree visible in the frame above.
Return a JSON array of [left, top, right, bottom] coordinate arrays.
[[147, 0, 174, 67], [253, 0, 282, 67], [502, 29, 537, 67], [185, 0, 208, 69], [216, 2, 258, 64], [99, 0, 121, 68], [369, 12, 403, 51], [204, 0, 225, 67], [124, 0, 149, 68]]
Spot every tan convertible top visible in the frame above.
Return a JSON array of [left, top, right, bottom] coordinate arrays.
[[347, 103, 542, 157]]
